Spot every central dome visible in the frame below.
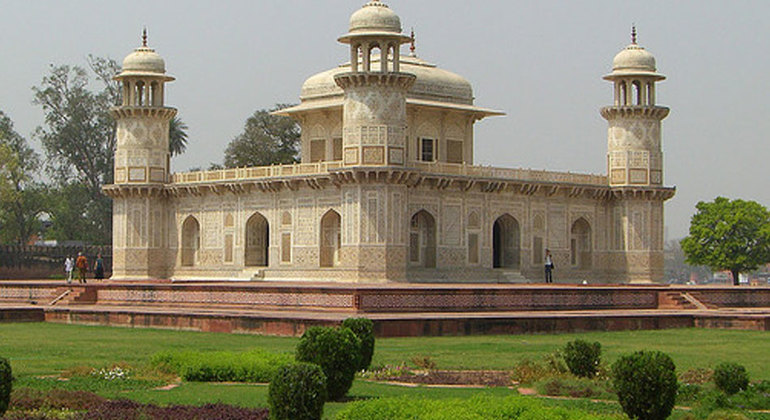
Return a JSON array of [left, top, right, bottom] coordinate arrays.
[[349, 1, 402, 34], [301, 55, 474, 105]]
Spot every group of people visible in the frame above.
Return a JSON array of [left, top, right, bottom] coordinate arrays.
[[63, 252, 104, 284]]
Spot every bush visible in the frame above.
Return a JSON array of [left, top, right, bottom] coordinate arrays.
[[713, 362, 749, 395], [151, 349, 294, 383], [679, 367, 714, 385], [268, 362, 326, 420], [335, 395, 618, 420], [341, 318, 375, 371], [81, 399, 268, 419], [612, 350, 678, 420], [511, 359, 549, 385], [10, 387, 106, 411], [0, 356, 12, 416], [295, 326, 361, 401], [564, 339, 601, 378]]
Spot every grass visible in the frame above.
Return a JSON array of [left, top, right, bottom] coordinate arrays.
[[0, 323, 768, 419]]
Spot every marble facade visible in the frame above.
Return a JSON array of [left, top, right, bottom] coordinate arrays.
[[104, 2, 674, 283]]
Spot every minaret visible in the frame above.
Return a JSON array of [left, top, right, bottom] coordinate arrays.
[[331, 1, 416, 281], [601, 27, 668, 187], [106, 30, 177, 280], [600, 28, 673, 283], [335, 0, 415, 167]]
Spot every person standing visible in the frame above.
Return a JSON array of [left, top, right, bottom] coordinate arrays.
[[544, 249, 554, 284], [64, 256, 74, 284], [93, 254, 105, 280], [75, 252, 88, 284]]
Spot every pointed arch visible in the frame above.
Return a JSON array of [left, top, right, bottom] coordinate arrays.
[[245, 212, 269, 267], [571, 217, 592, 269], [320, 210, 341, 267], [409, 210, 436, 268], [181, 216, 200, 267], [493, 214, 520, 269]]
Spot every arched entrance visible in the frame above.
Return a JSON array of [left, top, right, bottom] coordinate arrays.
[[493, 214, 520, 269], [320, 210, 341, 267], [181, 216, 200, 267], [409, 210, 436, 268], [571, 218, 592, 269], [245, 212, 269, 267]]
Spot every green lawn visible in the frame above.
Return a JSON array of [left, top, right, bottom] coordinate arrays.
[[1, 322, 768, 419]]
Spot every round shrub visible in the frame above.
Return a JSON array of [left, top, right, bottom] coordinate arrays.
[[341, 317, 375, 371], [0, 357, 12, 416], [563, 339, 601, 378], [612, 350, 678, 420], [714, 362, 749, 395], [269, 362, 327, 420], [296, 326, 361, 401]]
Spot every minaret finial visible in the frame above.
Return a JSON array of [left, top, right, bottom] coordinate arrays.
[[409, 28, 416, 56], [142, 27, 148, 47], [631, 25, 637, 44]]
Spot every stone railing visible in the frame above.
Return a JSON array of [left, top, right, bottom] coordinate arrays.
[[413, 162, 607, 186], [171, 161, 344, 184], [171, 161, 607, 186]]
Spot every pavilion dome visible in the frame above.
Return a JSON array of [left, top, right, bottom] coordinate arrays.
[[349, 1, 402, 35], [612, 43, 656, 74]]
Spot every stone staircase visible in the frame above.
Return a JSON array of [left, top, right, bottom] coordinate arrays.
[[497, 270, 528, 283], [48, 286, 97, 306], [658, 291, 710, 310]]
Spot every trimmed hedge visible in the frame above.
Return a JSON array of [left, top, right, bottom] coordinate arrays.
[[335, 395, 618, 420], [341, 317, 375, 371], [0, 357, 12, 416], [612, 350, 678, 420], [714, 362, 749, 395], [151, 349, 293, 383], [268, 362, 326, 420], [564, 339, 601, 378], [295, 326, 361, 401]]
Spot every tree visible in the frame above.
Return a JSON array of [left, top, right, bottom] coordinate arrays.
[[223, 104, 300, 168], [0, 111, 45, 246], [169, 116, 189, 157], [32, 57, 120, 244], [680, 197, 770, 285]]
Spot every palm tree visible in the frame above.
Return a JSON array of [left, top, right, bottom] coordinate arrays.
[[169, 116, 189, 157]]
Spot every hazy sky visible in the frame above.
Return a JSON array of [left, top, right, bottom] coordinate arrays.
[[1, 1, 769, 239]]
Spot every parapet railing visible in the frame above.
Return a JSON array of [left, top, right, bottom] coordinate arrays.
[[171, 161, 607, 186]]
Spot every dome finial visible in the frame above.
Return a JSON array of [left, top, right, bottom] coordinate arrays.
[[409, 28, 416, 56], [142, 27, 148, 47], [631, 24, 637, 45]]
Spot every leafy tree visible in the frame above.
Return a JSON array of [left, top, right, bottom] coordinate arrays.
[[0, 111, 46, 246], [681, 197, 770, 286], [223, 104, 300, 168], [169, 116, 189, 157], [32, 58, 120, 244]]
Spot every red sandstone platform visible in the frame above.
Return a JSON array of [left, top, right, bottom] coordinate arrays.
[[1, 281, 768, 337]]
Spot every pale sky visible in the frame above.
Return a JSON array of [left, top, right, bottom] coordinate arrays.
[[1, 1, 769, 239]]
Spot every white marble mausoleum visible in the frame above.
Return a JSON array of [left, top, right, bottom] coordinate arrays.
[[104, 1, 675, 283]]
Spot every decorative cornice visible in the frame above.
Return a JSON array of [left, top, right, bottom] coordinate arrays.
[[334, 72, 416, 90], [110, 106, 177, 120], [600, 106, 669, 120]]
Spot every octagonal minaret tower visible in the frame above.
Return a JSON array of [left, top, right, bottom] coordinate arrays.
[[601, 28, 673, 283], [601, 28, 669, 187], [106, 30, 176, 280], [335, 0, 415, 167]]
